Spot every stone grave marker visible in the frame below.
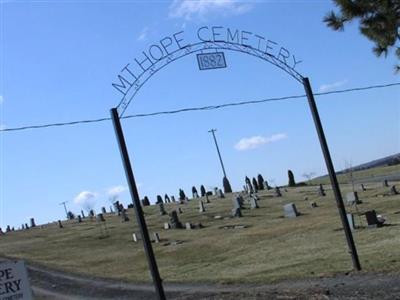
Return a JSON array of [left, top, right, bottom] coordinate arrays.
[[24, 223, 29, 230], [346, 192, 361, 205], [232, 207, 242, 217], [284, 203, 299, 218], [199, 200, 205, 213], [77, 215, 82, 223], [365, 210, 384, 228], [178, 207, 183, 214], [205, 194, 210, 203], [347, 213, 355, 231], [383, 179, 389, 187], [310, 202, 318, 208], [218, 189, 225, 199], [97, 213, 106, 222], [159, 202, 167, 215], [360, 184, 366, 192], [214, 187, 219, 195], [6, 225, 11, 232], [185, 222, 193, 230], [171, 196, 176, 203], [274, 187, 282, 197], [169, 211, 183, 229], [102, 207, 107, 214], [390, 185, 398, 195], [121, 210, 129, 222], [154, 232, 160, 243], [132, 232, 141, 242], [250, 195, 259, 209], [58, 220, 63, 228], [318, 184, 326, 197], [30, 218, 36, 228], [164, 223, 171, 230], [81, 210, 86, 218]]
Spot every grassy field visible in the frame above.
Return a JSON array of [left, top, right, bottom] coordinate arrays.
[[1, 166, 400, 284]]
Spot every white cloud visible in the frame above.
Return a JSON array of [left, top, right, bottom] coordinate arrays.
[[74, 191, 97, 210], [137, 27, 149, 41], [169, 0, 253, 20], [319, 79, 348, 92], [234, 133, 287, 151], [107, 185, 127, 196]]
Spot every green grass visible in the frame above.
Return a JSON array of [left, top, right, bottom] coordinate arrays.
[[1, 166, 400, 284]]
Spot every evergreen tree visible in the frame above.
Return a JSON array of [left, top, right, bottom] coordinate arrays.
[[288, 170, 296, 187], [252, 177, 259, 192], [200, 185, 206, 197], [324, 0, 400, 71], [223, 177, 232, 193], [257, 174, 265, 190]]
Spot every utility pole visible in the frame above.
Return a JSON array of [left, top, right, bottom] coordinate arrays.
[[59, 201, 69, 218], [208, 129, 232, 193]]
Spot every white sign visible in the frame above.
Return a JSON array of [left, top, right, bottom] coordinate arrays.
[[0, 261, 33, 300]]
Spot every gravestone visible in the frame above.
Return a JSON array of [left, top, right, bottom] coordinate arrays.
[[214, 187, 219, 195], [67, 211, 75, 220], [383, 179, 389, 187], [30, 218, 36, 228], [265, 181, 271, 190], [97, 213, 106, 222], [102, 207, 107, 214], [232, 207, 242, 217], [156, 195, 163, 204], [185, 222, 193, 230], [25, 223, 29, 230], [154, 232, 160, 243], [6, 225, 11, 232], [310, 201, 318, 208], [205, 194, 210, 203], [132, 232, 141, 242], [109, 206, 114, 213], [178, 207, 183, 214], [360, 184, 366, 192], [206, 191, 213, 196], [171, 196, 176, 203], [243, 185, 248, 194], [164, 194, 171, 203], [218, 189, 225, 199], [346, 192, 361, 205], [318, 184, 326, 197], [81, 210, 86, 218], [89, 210, 95, 217], [58, 220, 63, 228], [77, 215, 82, 223], [284, 203, 299, 218], [347, 213, 355, 231], [0, 228, 3, 234], [193, 191, 199, 198], [164, 223, 171, 230], [169, 211, 183, 229], [274, 187, 282, 197], [390, 185, 398, 195], [159, 203, 167, 215], [250, 195, 259, 209], [365, 210, 384, 228], [114, 201, 121, 215], [232, 194, 244, 209], [199, 200, 205, 213], [121, 210, 130, 222]]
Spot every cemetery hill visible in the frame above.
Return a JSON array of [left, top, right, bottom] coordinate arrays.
[[0, 164, 399, 283]]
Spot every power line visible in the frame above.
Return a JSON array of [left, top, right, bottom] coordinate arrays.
[[1, 82, 399, 133]]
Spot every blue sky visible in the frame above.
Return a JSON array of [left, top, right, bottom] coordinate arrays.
[[1, 0, 399, 229]]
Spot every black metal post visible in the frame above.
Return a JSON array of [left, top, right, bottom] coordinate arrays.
[[303, 77, 361, 271], [110, 108, 166, 300], [208, 129, 227, 178]]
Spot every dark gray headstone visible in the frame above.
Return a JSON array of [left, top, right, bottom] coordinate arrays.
[[218, 189, 225, 199], [30, 218, 36, 228], [97, 213, 106, 222], [121, 210, 129, 222], [390, 185, 398, 195], [159, 203, 167, 215], [274, 187, 282, 197], [250, 195, 259, 209], [365, 210, 383, 228], [205, 194, 210, 203], [232, 194, 243, 210], [169, 211, 183, 229], [25, 223, 29, 230], [360, 184, 366, 191], [232, 207, 242, 217], [58, 220, 63, 228], [284, 203, 299, 218], [214, 187, 219, 195], [346, 192, 361, 205], [153, 232, 160, 243], [310, 201, 318, 208], [383, 180, 389, 187], [171, 196, 176, 203], [81, 210, 86, 218], [101, 207, 107, 214], [199, 200, 205, 213], [318, 184, 326, 197], [77, 215, 82, 223], [6, 225, 11, 232]]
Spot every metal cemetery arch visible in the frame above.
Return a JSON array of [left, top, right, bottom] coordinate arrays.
[[110, 28, 361, 300]]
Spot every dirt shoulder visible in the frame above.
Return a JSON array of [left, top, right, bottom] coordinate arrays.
[[18, 260, 400, 300]]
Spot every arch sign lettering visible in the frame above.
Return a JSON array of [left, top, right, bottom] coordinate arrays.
[[109, 26, 361, 300]]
